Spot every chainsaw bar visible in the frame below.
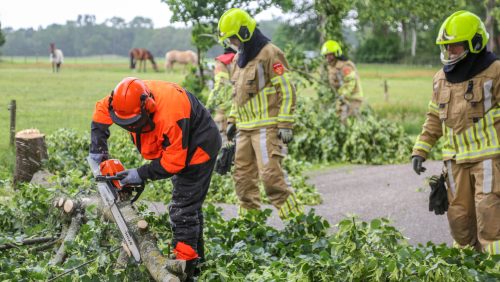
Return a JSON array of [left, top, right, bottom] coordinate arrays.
[[87, 157, 141, 263]]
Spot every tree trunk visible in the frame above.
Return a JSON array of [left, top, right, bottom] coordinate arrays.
[[411, 26, 417, 57], [484, 0, 496, 52], [14, 129, 48, 185], [197, 47, 205, 90], [401, 21, 407, 50]]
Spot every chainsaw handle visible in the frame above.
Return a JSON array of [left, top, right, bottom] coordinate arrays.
[[95, 175, 125, 182]]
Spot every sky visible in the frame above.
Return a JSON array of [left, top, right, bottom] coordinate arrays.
[[0, 0, 282, 30]]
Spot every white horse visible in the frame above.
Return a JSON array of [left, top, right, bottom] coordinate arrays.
[[165, 50, 197, 72], [50, 43, 64, 73]]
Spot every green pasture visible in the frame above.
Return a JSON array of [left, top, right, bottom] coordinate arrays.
[[0, 57, 439, 170]]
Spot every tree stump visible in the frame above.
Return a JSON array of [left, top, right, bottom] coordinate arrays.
[[14, 129, 48, 185]]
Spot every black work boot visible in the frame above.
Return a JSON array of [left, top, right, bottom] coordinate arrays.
[[184, 259, 199, 282]]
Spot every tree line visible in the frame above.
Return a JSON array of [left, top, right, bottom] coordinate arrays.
[[0, 15, 278, 59], [1, 0, 499, 64]]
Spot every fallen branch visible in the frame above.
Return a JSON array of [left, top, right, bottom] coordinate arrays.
[[0, 236, 58, 251], [49, 209, 84, 265]]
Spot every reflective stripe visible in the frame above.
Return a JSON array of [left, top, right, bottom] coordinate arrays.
[[235, 130, 240, 142], [259, 128, 269, 166], [466, 126, 476, 152], [278, 193, 303, 219], [413, 139, 432, 152], [487, 113, 498, 146], [272, 74, 294, 117], [446, 160, 456, 195], [482, 159, 493, 194], [448, 127, 454, 150], [233, 86, 278, 126], [280, 75, 292, 115], [257, 63, 265, 90], [483, 80, 493, 112], [277, 115, 294, 123], [260, 90, 268, 119], [486, 240, 500, 255], [215, 71, 229, 80], [428, 101, 439, 114], [457, 133, 466, 154], [237, 118, 278, 129], [440, 108, 500, 162]]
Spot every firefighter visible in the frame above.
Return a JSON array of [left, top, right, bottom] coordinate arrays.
[[206, 47, 237, 144], [321, 40, 364, 122], [89, 77, 221, 280], [411, 11, 500, 254], [217, 8, 302, 218]]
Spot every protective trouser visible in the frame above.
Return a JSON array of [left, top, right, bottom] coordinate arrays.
[[213, 111, 228, 145], [169, 157, 217, 261], [336, 97, 363, 123], [445, 157, 500, 254], [233, 127, 302, 218]]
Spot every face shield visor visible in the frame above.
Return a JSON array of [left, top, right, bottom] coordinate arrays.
[[439, 42, 469, 66], [110, 109, 155, 134], [221, 35, 241, 52]]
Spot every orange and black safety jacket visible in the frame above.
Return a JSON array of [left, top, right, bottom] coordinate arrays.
[[91, 81, 221, 180]]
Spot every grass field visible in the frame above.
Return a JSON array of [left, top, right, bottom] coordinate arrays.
[[0, 56, 440, 172]]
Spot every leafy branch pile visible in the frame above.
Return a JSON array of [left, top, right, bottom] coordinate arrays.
[[289, 96, 414, 165], [2, 183, 497, 281], [201, 206, 499, 281], [285, 46, 415, 165]]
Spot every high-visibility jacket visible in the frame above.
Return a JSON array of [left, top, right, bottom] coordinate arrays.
[[413, 61, 500, 163], [328, 59, 363, 99], [91, 81, 221, 180], [228, 43, 296, 130], [206, 53, 235, 115]]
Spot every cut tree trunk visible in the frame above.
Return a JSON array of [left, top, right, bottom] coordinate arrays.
[[14, 129, 48, 185]]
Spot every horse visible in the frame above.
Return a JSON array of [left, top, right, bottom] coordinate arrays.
[[129, 48, 159, 72], [50, 43, 64, 73], [165, 50, 198, 71]]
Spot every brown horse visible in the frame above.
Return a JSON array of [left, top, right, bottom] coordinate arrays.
[[129, 48, 158, 72], [165, 50, 198, 71]]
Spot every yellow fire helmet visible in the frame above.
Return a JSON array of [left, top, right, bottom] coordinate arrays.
[[218, 8, 256, 46], [321, 40, 342, 57], [436, 10, 489, 65]]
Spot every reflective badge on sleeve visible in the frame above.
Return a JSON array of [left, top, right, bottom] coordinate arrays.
[[273, 62, 284, 75], [342, 67, 352, 76]]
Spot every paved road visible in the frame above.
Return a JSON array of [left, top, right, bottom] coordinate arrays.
[[218, 160, 452, 246]]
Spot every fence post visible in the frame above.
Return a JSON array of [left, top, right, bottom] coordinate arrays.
[[8, 100, 16, 147], [384, 80, 389, 102]]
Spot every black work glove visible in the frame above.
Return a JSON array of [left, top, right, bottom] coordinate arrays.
[[428, 174, 449, 215], [215, 143, 235, 175], [226, 123, 236, 141], [412, 156, 426, 175]]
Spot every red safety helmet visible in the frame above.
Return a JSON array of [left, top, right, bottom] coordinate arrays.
[[108, 77, 156, 133]]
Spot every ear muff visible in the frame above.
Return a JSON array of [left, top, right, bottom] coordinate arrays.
[[238, 26, 250, 41], [141, 93, 156, 113], [471, 34, 483, 52]]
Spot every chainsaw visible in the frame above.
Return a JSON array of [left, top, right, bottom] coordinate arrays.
[[87, 157, 143, 263]]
